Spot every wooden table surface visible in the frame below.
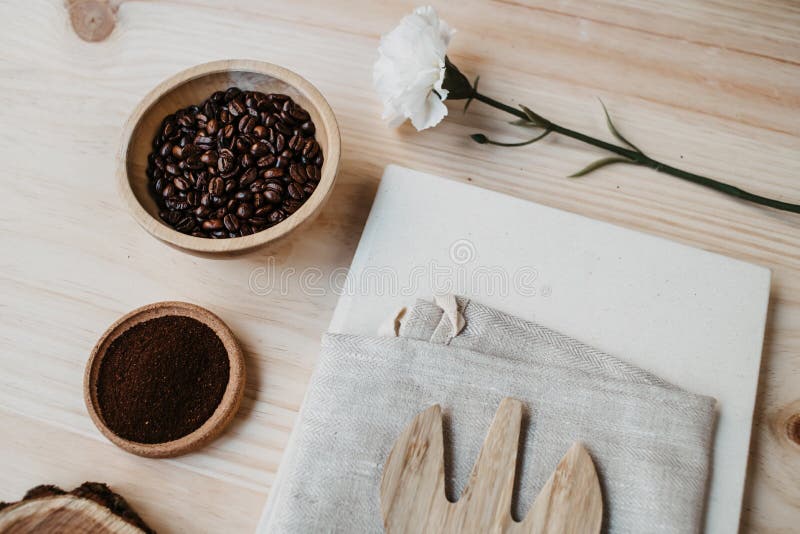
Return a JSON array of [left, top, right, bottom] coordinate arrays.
[[0, 1, 797, 532]]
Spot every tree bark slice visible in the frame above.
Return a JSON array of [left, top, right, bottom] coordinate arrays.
[[0, 482, 154, 533]]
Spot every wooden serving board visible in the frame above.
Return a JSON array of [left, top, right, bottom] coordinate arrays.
[[322, 166, 771, 533]]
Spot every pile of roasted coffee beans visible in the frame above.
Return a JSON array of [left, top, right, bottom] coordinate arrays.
[[146, 88, 323, 238]]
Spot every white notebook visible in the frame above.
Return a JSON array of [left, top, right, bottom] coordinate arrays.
[[262, 165, 770, 533]]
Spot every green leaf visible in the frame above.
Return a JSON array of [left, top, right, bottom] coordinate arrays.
[[463, 75, 480, 113], [519, 105, 551, 128], [599, 99, 643, 154], [509, 118, 541, 127], [569, 157, 635, 178], [471, 129, 551, 147]]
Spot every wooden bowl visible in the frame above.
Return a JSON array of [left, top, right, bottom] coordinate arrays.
[[118, 60, 341, 255], [84, 302, 246, 458]]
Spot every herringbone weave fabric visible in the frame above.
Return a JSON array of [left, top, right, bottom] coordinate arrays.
[[263, 298, 715, 533]]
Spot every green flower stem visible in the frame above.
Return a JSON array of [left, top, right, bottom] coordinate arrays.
[[470, 92, 800, 214]]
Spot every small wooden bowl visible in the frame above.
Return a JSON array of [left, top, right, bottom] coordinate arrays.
[[84, 302, 246, 458], [118, 60, 341, 255]]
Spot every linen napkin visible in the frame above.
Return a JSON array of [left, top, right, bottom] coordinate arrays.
[[261, 297, 716, 533]]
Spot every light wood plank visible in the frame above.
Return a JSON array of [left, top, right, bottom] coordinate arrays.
[[0, 1, 797, 532]]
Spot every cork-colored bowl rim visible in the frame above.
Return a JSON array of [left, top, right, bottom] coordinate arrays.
[[84, 301, 246, 458], [118, 59, 341, 255]]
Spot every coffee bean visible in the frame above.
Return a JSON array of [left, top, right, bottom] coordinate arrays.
[[239, 115, 256, 134], [300, 121, 315, 135], [217, 149, 235, 173], [289, 164, 308, 184], [275, 134, 286, 153], [262, 168, 284, 180], [251, 140, 272, 157], [200, 151, 218, 167], [306, 164, 320, 182], [224, 87, 241, 102], [289, 134, 303, 151], [202, 218, 224, 231], [146, 88, 323, 238], [284, 199, 303, 214], [236, 203, 253, 219], [268, 209, 286, 224], [257, 155, 276, 168], [194, 135, 214, 146], [303, 139, 319, 159], [162, 121, 176, 138], [223, 213, 240, 232], [240, 153, 255, 168], [185, 156, 204, 170], [206, 118, 219, 135], [264, 190, 281, 204], [209, 176, 224, 196], [177, 114, 194, 129], [287, 182, 304, 200], [173, 177, 190, 191], [246, 202, 266, 215], [165, 197, 190, 211], [239, 168, 258, 188], [159, 210, 176, 224], [176, 217, 195, 233], [228, 99, 245, 117], [274, 121, 292, 136], [289, 105, 310, 122]]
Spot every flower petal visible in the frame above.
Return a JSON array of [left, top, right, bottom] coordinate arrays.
[[372, 5, 454, 131]]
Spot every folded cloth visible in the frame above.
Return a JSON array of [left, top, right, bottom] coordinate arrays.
[[261, 297, 716, 533]]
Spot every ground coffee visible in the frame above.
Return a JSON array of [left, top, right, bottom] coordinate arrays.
[[96, 315, 230, 444]]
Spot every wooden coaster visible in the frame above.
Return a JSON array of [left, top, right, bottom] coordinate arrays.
[[84, 301, 246, 458]]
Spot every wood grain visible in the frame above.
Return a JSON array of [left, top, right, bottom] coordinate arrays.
[[0, 494, 143, 534], [380, 399, 602, 533], [0, 1, 797, 532], [0, 482, 153, 534]]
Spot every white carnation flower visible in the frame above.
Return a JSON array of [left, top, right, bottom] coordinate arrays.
[[373, 6, 455, 131]]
